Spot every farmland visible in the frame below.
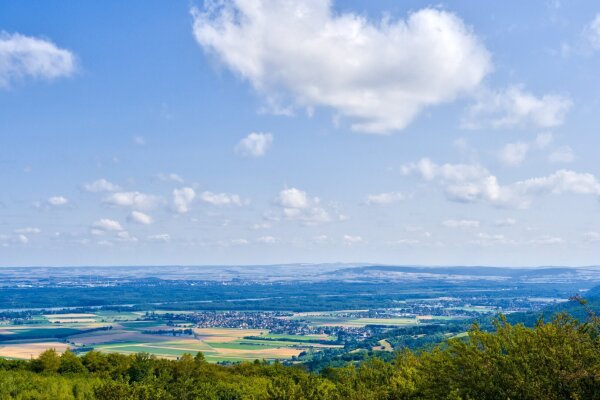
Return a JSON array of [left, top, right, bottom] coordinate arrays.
[[0, 311, 346, 362]]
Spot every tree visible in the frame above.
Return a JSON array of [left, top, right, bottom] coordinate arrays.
[[59, 349, 87, 374], [32, 348, 60, 374]]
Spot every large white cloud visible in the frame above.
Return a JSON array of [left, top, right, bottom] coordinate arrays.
[[463, 85, 572, 129], [129, 210, 153, 225], [192, 1, 490, 134], [104, 191, 161, 210], [83, 179, 120, 193], [235, 132, 273, 157], [0, 32, 76, 88], [402, 158, 600, 208], [47, 196, 68, 206], [93, 219, 123, 232], [275, 187, 331, 225], [173, 187, 196, 213], [200, 191, 243, 206]]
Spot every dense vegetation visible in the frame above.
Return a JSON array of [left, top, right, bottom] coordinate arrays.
[[1, 312, 600, 399]]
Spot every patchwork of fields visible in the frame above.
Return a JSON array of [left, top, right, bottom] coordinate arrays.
[[0, 309, 468, 362], [0, 311, 346, 362]]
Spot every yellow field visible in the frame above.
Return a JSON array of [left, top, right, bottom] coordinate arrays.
[[0, 342, 69, 359]]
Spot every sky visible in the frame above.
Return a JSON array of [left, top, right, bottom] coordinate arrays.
[[1, 0, 600, 267]]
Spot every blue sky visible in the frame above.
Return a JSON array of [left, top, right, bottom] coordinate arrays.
[[1, 0, 600, 267]]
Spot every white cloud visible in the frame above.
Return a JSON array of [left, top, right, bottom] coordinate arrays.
[[93, 219, 123, 232], [463, 85, 572, 129], [365, 192, 405, 205], [585, 14, 600, 50], [235, 132, 273, 157], [0, 32, 76, 88], [514, 170, 600, 196], [200, 191, 243, 206], [148, 234, 170, 242], [403, 158, 600, 208], [48, 196, 68, 206], [129, 210, 153, 225], [277, 188, 310, 209], [494, 218, 517, 227], [471, 233, 515, 246], [442, 219, 480, 228], [275, 187, 331, 225], [230, 238, 249, 246], [173, 187, 196, 213], [257, 235, 277, 244], [548, 146, 575, 163], [343, 235, 363, 244], [104, 191, 161, 210], [83, 179, 120, 193], [14, 227, 41, 234], [133, 136, 146, 146], [16, 234, 29, 244], [499, 142, 529, 166], [157, 173, 184, 183], [116, 231, 138, 242], [192, 2, 490, 133]]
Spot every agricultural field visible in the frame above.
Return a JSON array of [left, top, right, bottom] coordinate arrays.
[[0, 312, 341, 363], [289, 310, 463, 327]]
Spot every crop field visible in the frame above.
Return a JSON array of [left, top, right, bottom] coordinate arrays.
[[0, 313, 340, 363]]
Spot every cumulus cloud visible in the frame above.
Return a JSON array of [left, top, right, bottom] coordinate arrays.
[[200, 191, 243, 206], [463, 85, 572, 129], [173, 187, 196, 213], [275, 187, 331, 225], [499, 134, 565, 167], [129, 210, 153, 225], [585, 14, 600, 50], [0, 32, 76, 88], [343, 234, 363, 244], [83, 178, 120, 193], [235, 132, 273, 157], [192, 2, 490, 133], [365, 192, 405, 205], [93, 219, 123, 232], [157, 173, 184, 183], [104, 191, 161, 210], [549, 146, 575, 163], [257, 235, 277, 244], [47, 196, 68, 206], [402, 158, 600, 208], [499, 142, 529, 166], [442, 219, 480, 228], [148, 234, 170, 242]]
